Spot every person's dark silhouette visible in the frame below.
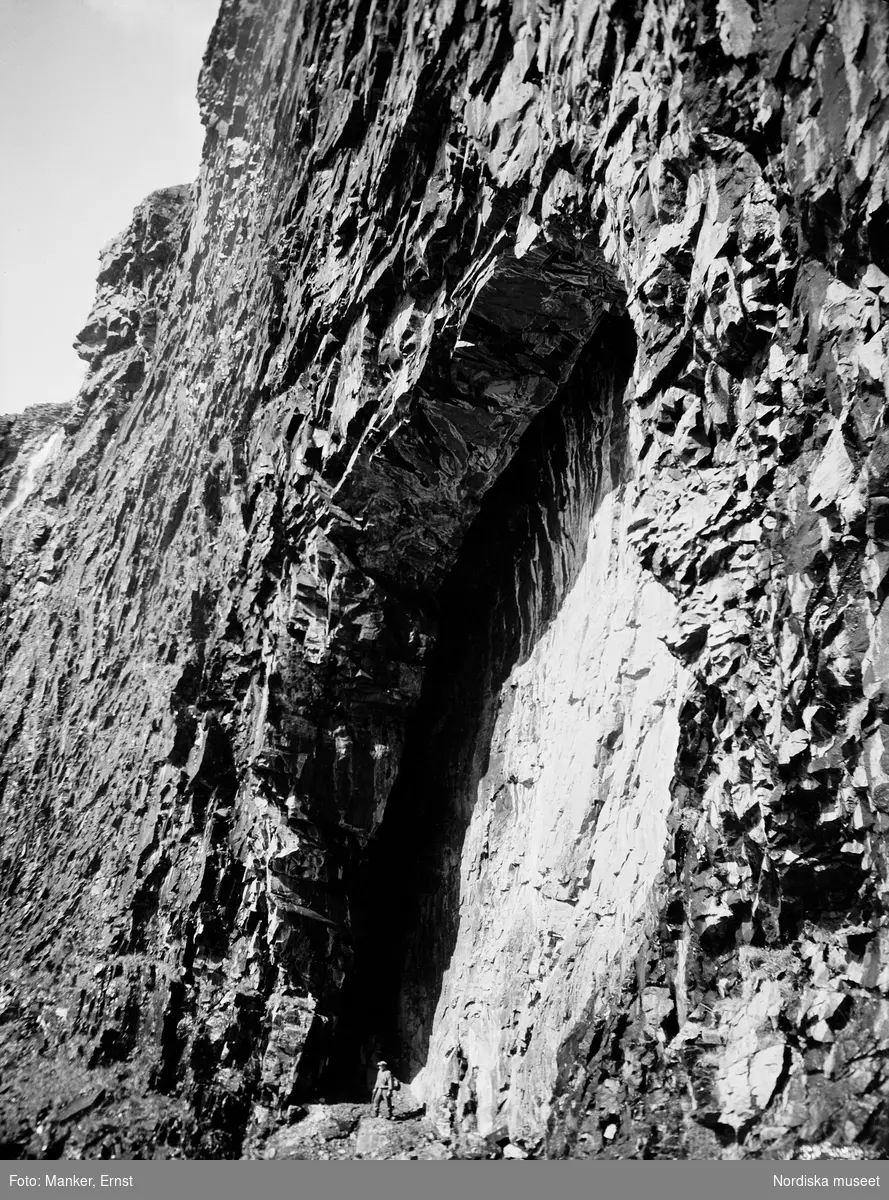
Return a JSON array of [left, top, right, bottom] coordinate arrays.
[[372, 1060, 397, 1119]]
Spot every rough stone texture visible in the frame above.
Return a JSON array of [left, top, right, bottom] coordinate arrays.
[[0, 405, 69, 516], [402, 417, 693, 1143], [1, 0, 889, 1161]]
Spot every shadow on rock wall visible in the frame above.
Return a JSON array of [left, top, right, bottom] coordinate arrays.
[[325, 309, 636, 1097]]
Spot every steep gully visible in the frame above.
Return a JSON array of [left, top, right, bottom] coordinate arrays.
[[335, 309, 637, 1094], [238, 252, 638, 1140], [181, 291, 641, 1148]]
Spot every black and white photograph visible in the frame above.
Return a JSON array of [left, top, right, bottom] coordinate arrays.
[[1, 0, 889, 1184]]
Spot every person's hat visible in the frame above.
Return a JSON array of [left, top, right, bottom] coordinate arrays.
[[377, 1059, 388, 1066]]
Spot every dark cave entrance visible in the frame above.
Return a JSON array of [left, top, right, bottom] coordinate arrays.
[[323, 308, 637, 1098]]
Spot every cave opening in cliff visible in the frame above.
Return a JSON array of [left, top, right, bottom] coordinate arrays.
[[324, 307, 637, 1099]]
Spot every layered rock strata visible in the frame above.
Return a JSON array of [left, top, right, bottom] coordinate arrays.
[[1, 0, 889, 1161]]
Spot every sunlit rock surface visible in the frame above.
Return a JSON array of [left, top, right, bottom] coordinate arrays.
[[0, 406, 68, 517], [409, 458, 691, 1143], [1, 0, 889, 1161]]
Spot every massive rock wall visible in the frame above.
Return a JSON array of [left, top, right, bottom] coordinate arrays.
[[1, 0, 888, 1160]]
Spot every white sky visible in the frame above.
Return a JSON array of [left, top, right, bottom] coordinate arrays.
[[0, 0, 220, 414]]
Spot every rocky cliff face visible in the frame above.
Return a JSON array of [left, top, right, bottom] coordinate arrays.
[[2, 0, 889, 1161]]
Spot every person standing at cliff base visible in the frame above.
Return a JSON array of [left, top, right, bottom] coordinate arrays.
[[372, 1060, 398, 1119]]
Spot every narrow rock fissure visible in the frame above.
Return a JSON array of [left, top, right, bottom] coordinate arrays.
[[323, 309, 636, 1103]]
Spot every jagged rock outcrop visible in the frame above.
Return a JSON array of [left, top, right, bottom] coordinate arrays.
[[1, 0, 889, 1161]]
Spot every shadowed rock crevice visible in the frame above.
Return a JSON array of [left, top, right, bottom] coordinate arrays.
[[325, 309, 636, 1096]]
